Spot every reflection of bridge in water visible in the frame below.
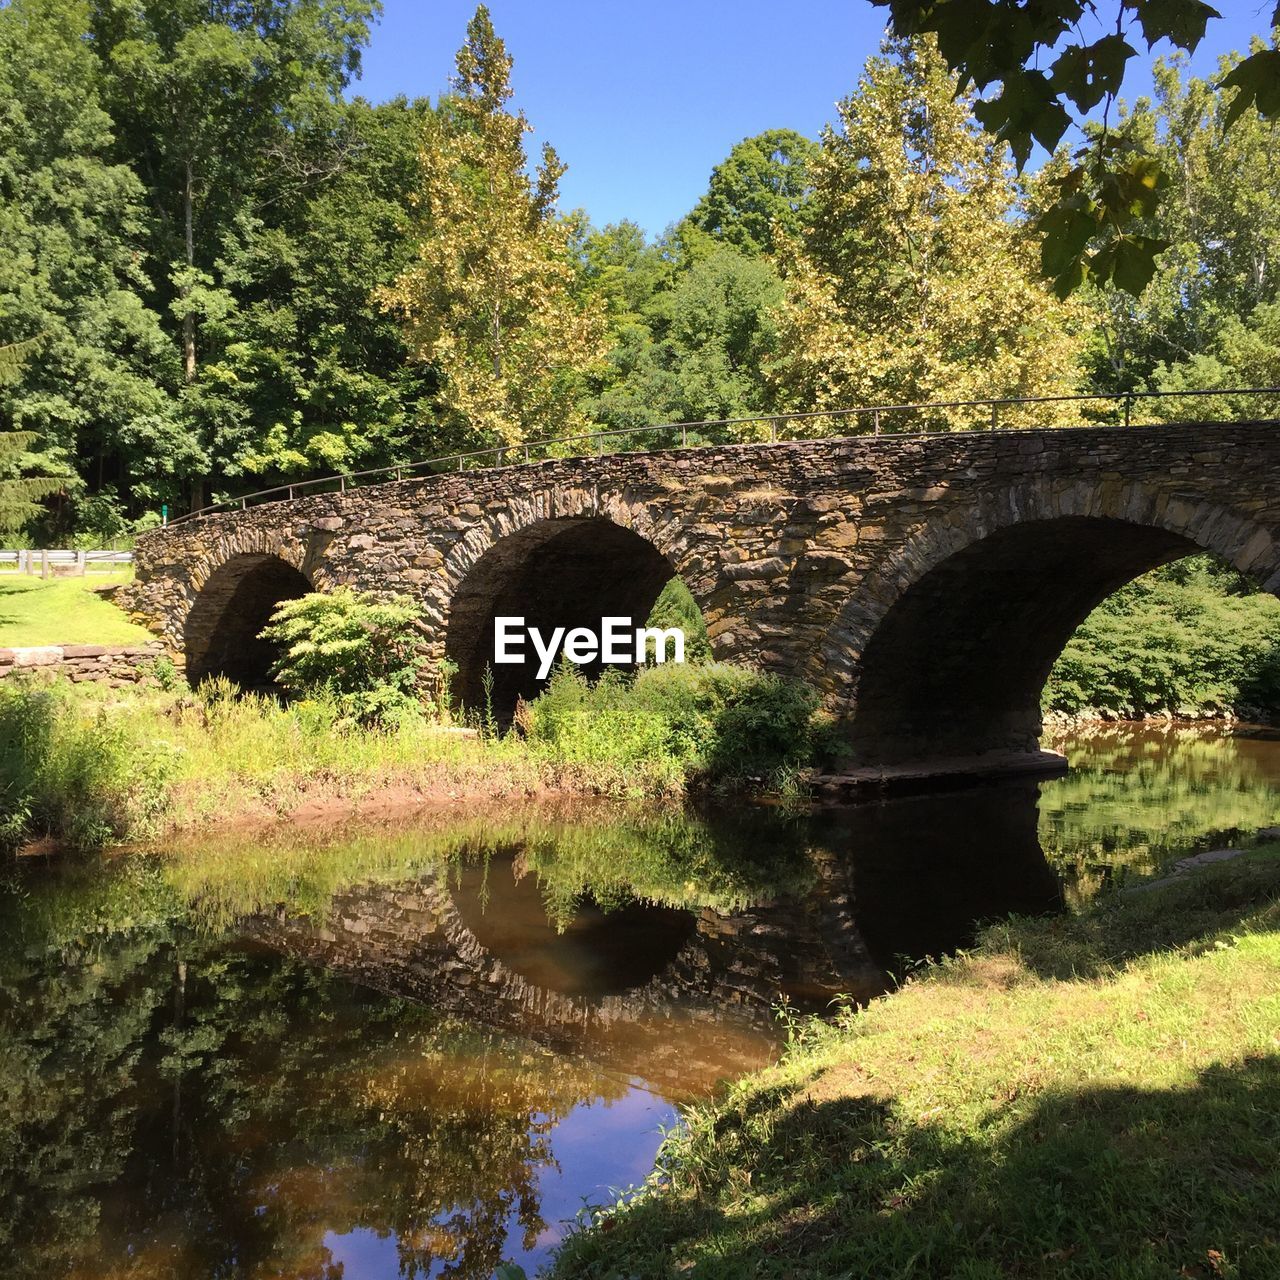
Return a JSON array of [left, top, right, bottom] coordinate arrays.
[[245, 784, 1063, 1095]]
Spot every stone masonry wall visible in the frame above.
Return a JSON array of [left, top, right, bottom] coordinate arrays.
[[121, 422, 1280, 766], [0, 641, 167, 688]]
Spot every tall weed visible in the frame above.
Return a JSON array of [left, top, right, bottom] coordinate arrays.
[[523, 662, 833, 792], [0, 680, 174, 849]]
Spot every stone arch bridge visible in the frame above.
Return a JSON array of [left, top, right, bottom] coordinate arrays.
[[121, 422, 1280, 771]]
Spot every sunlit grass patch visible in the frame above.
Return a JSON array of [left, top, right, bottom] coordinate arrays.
[[0, 571, 148, 647], [0, 663, 836, 851]]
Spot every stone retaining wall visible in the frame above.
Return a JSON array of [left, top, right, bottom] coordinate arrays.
[[0, 641, 167, 688]]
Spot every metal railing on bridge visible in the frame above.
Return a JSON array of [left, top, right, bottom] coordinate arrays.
[[171, 385, 1280, 526]]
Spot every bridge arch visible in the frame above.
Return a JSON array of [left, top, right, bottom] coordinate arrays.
[[184, 551, 313, 689], [442, 495, 709, 718], [820, 480, 1280, 765]]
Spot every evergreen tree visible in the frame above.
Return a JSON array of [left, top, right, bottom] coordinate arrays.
[[0, 339, 65, 533]]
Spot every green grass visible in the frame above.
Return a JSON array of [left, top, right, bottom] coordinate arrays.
[[0, 672, 820, 850], [551, 850, 1280, 1280], [0, 678, 551, 849], [0, 663, 839, 850], [0, 573, 151, 647]]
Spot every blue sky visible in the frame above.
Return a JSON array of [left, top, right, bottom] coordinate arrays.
[[354, 1, 1274, 238]]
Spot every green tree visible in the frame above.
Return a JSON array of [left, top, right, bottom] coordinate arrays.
[[769, 37, 1083, 427], [90, 0, 382, 507], [1079, 50, 1280, 391], [0, 339, 65, 533], [575, 219, 675, 331], [583, 245, 783, 438], [573, 220, 680, 435], [379, 6, 607, 447], [1148, 299, 1280, 421], [664, 247, 783, 426], [687, 128, 818, 257], [198, 96, 438, 484], [1046, 556, 1280, 718], [874, 0, 1280, 296], [0, 0, 179, 530], [645, 578, 713, 664]]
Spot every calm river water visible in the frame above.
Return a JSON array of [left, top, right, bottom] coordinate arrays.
[[2, 724, 1278, 1278]]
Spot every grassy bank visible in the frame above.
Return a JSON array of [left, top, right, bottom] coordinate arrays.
[[0, 663, 832, 850], [0, 572, 148, 647], [551, 849, 1280, 1280]]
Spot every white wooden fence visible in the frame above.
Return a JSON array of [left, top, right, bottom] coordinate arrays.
[[0, 549, 134, 577]]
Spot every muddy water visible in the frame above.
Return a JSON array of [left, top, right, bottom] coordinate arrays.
[[2, 726, 1277, 1278]]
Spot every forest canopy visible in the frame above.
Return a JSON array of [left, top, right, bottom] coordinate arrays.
[[0, 0, 1276, 539]]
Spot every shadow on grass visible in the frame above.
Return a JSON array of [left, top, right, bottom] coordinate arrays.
[[556, 1053, 1280, 1279], [0, 579, 36, 630], [552, 859, 1280, 1280]]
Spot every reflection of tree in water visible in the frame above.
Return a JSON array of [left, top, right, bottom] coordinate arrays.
[[0, 910, 622, 1280], [14, 755, 1234, 1277], [163, 802, 820, 934], [0, 804, 824, 1279], [0, 925, 168, 1277], [1040, 724, 1280, 899]]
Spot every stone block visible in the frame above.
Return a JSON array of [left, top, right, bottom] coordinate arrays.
[[13, 647, 62, 667], [723, 556, 788, 581]]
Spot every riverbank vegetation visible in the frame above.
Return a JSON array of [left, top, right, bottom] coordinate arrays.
[[0, 656, 837, 851], [1045, 557, 1280, 722], [551, 846, 1280, 1280], [4, 803, 818, 944]]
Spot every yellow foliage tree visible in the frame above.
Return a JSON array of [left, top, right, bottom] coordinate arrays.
[[768, 37, 1085, 432], [378, 6, 606, 446]]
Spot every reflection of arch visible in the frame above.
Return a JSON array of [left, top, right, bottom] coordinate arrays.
[[184, 553, 312, 688], [242, 851, 884, 1096], [819, 480, 1280, 765], [813, 781, 1064, 967], [449, 854, 697, 998], [444, 515, 682, 717]]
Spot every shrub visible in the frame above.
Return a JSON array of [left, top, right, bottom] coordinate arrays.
[[150, 654, 180, 691], [259, 587, 427, 725], [644, 578, 713, 663], [523, 661, 829, 791], [1045, 557, 1280, 720]]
